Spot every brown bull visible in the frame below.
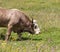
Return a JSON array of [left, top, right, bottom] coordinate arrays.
[[0, 8, 40, 41]]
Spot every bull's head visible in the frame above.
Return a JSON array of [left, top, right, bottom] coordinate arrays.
[[32, 19, 40, 34], [28, 18, 40, 34], [32, 20, 40, 34], [21, 18, 40, 35]]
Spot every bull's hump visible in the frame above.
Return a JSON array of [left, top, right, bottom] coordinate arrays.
[[11, 9, 19, 11], [6, 9, 19, 19], [9, 9, 20, 15], [10, 9, 24, 14]]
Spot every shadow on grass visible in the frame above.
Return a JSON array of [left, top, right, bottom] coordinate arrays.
[[0, 34, 5, 40], [0, 34, 42, 41], [17, 37, 42, 41], [0, 33, 42, 41]]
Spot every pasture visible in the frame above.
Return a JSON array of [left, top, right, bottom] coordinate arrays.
[[0, 0, 60, 52]]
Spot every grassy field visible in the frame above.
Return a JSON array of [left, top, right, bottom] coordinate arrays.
[[0, 0, 60, 52]]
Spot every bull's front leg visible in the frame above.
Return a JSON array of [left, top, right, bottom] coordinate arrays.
[[17, 32, 22, 41], [5, 23, 13, 41]]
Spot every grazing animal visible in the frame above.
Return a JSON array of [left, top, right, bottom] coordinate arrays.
[[0, 8, 40, 41]]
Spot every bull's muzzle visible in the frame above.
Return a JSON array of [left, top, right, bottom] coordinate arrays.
[[34, 28, 40, 34]]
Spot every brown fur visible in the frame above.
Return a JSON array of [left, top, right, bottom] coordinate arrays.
[[0, 8, 34, 41]]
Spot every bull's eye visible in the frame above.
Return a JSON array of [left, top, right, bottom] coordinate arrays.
[[34, 26, 37, 29]]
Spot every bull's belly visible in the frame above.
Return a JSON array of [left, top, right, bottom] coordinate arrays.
[[0, 21, 8, 27], [12, 26, 24, 33]]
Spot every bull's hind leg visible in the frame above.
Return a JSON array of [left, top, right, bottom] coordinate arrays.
[[5, 23, 13, 41]]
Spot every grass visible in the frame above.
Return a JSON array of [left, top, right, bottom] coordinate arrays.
[[0, 0, 60, 52], [0, 27, 60, 52]]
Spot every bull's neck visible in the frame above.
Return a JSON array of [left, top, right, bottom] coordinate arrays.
[[26, 20, 32, 27]]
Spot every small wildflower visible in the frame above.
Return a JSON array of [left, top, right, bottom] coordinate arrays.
[[1, 41, 7, 47]]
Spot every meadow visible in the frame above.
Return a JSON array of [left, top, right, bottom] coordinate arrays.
[[0, 0, 60, 52]]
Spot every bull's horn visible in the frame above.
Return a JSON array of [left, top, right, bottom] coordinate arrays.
[[32, 18, 33, 23]]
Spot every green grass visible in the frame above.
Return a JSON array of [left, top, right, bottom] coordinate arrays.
[[0, 0, 60, 52], [0, 27, 60, 52]]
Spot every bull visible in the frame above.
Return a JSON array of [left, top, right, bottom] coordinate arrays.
[[0, 8, 40, 41]]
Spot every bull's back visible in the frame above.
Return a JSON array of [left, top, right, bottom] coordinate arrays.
[[0, 8, 31, 28], [0, 8, 21, 27]]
